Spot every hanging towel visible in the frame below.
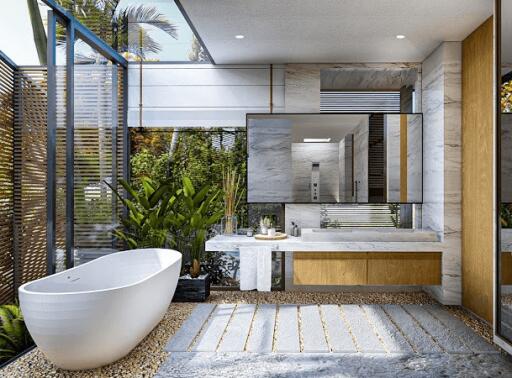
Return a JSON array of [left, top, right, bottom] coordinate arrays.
[[257, 246, 272, 292], [239, 246, 273, 291]]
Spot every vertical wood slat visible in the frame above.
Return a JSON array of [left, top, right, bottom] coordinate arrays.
[[13, 67, 48, 289], [0, 55, 15, 303]]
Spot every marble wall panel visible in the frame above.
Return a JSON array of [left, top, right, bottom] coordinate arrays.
[[247, 118, 293, 202]]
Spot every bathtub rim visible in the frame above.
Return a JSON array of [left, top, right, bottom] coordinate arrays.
[[18, 248, 182, 297]]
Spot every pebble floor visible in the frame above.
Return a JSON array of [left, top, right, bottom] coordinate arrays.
[[156, 303, 512, 377]]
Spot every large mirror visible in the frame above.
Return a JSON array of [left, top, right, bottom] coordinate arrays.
[[498, 0, 512, 346], [247, 113, 422, 203]]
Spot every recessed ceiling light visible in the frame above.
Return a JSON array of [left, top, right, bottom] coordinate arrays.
[[235, 35, 245, 39], [396, 34, 406, 40], [304, 138, 331, 143]]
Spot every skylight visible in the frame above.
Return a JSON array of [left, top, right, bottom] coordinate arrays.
[[117, 0, 210, 63]]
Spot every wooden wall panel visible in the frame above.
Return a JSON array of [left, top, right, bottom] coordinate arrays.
[[461, 17, 494, 322]]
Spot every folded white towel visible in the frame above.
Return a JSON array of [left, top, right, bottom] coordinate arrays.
[[239, 246, 273, 292]]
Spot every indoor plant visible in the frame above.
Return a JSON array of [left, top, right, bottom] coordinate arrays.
[[107, 178, 177, 248], [0, 304, 33, 365], [221, 166, 245, 235], [172, 177, 224, 302]]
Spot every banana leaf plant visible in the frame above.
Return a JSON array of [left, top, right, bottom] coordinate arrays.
[[106, 178, 178, 249], [173, 177, 224, 278], [0, 304, 33, 363]]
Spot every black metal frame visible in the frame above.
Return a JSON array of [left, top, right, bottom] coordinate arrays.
[[43, 0, 128, 273], [245, 112, 424, 205]]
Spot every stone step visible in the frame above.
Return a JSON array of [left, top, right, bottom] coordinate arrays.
[[300, 305, 329, 352], [246, 304, 277, 353], [274, 305, 300, 353]]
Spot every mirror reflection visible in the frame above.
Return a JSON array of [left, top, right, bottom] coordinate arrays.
[[247, 113, 422, 204]]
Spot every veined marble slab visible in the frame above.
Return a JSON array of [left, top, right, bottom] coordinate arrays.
[[205, 234, 442, 252], [301, 228, 439, 242]]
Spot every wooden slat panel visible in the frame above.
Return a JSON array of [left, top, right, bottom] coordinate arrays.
[[0, 57, 14, 303], [367, 252, 442, 285], [293, 252, 367, 285], [461, 17, 494, 322], [13, 68, 48, 287]]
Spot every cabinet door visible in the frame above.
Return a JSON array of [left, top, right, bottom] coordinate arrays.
[[367, 252, 442, 285], [293, 252, 367, 285]]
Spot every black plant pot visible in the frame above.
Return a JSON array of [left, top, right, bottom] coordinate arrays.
[[173, 273, 211, 302]]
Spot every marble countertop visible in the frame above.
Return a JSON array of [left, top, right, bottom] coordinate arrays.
[[205, 232, 443, 252]]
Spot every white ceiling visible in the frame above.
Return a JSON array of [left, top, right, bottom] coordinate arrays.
[[178, 0, 493, 64]]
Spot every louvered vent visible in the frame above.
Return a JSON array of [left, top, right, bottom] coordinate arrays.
[[320, 91, 400, 113], [320, 204, 398, 228]]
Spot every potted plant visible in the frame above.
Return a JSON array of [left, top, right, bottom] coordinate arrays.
[[260, 216, 272, 235], [221, 167, 245, 235], [172, 177, 224, 302]]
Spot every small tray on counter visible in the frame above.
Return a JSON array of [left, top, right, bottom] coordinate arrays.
[[254, 232, 288, 240]]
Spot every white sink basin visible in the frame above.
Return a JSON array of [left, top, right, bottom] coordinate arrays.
[[301, 228, 440, 242]]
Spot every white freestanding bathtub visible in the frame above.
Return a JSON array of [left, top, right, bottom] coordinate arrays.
[[19, 248, 182, 370]]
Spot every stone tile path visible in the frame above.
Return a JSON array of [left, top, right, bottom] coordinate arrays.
[[158, 304, 512, 377], [165, 304, 496, 354]]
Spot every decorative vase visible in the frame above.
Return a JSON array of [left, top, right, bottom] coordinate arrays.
[[267, 228, 276, 237], [260, 226, 268, 235], [221, 215, 238, 235]]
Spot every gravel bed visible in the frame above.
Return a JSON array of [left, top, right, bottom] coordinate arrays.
[[1, 303, 196, 378], [205, 290, 437, 305], [444, 306, 493, 344]]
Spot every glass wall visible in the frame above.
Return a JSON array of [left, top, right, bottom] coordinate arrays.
[[497, 0, 512, 347]]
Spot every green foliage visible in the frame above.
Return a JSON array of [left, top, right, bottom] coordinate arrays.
[[129, 129, 248, 226], [173, 177, 224, 276], [0, 304, 33, 363], [501, 204, 512, 228], [107, 178, 178, 249]]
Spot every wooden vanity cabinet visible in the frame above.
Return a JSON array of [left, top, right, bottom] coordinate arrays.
[[293, 252, 442, 286]]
